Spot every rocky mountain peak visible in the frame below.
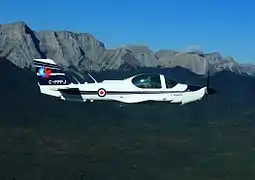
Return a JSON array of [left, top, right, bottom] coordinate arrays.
[[125, 45, 153, 54]]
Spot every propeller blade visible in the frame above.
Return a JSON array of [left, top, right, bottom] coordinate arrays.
[[206, 70, 210, 88], [206, 87, 217, 95], [205, 70, 217, 95]]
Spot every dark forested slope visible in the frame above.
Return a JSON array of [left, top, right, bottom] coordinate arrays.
[[1, 57, 255, 180]]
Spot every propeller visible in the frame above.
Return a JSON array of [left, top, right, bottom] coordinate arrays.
[[205, 70, 217, 95]]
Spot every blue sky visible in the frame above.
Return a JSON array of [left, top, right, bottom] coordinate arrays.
[[1, 0, 255, 63]]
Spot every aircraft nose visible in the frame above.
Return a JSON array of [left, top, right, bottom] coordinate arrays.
[[187, 85, 217, 95], [206, 87, 217, 95], [187, 85, 202, 91]]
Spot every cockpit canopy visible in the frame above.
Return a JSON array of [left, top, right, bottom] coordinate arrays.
[[131, 73, 178, 89]]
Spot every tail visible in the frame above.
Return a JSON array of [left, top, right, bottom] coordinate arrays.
[[34, 58, 71, 86], [33, 58, 72, 98]]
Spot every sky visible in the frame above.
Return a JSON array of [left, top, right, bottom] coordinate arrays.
[[1, 0, 255, 63]]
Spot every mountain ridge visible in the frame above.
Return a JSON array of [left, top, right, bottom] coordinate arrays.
[[0, 21, 255, 76]]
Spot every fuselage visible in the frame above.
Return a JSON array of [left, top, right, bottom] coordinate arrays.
[[39, 73, 207, 104]]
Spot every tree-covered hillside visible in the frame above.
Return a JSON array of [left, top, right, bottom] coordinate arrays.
[[1, 57, 255, 180]]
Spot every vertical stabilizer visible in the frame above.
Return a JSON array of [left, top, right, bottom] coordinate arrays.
[[33, 58, 72, 98], [33, 59, 71, 86]]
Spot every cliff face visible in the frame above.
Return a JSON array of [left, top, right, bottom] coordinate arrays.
[[0, 21, 255, 76]]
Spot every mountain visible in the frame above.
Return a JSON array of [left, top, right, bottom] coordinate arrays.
[[0, 21, 255, 76]]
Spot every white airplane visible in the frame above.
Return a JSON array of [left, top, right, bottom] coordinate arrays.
[[33, 58, 216, 105]]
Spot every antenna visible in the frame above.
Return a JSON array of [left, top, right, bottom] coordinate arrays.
[[88, 73, 97, 83], [73, 76, 81, 84]]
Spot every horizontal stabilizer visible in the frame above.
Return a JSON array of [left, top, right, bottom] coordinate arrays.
[[58, 88, 81, 94]]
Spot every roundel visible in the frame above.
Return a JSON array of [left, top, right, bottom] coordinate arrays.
[[98, 88, 106, 97]]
